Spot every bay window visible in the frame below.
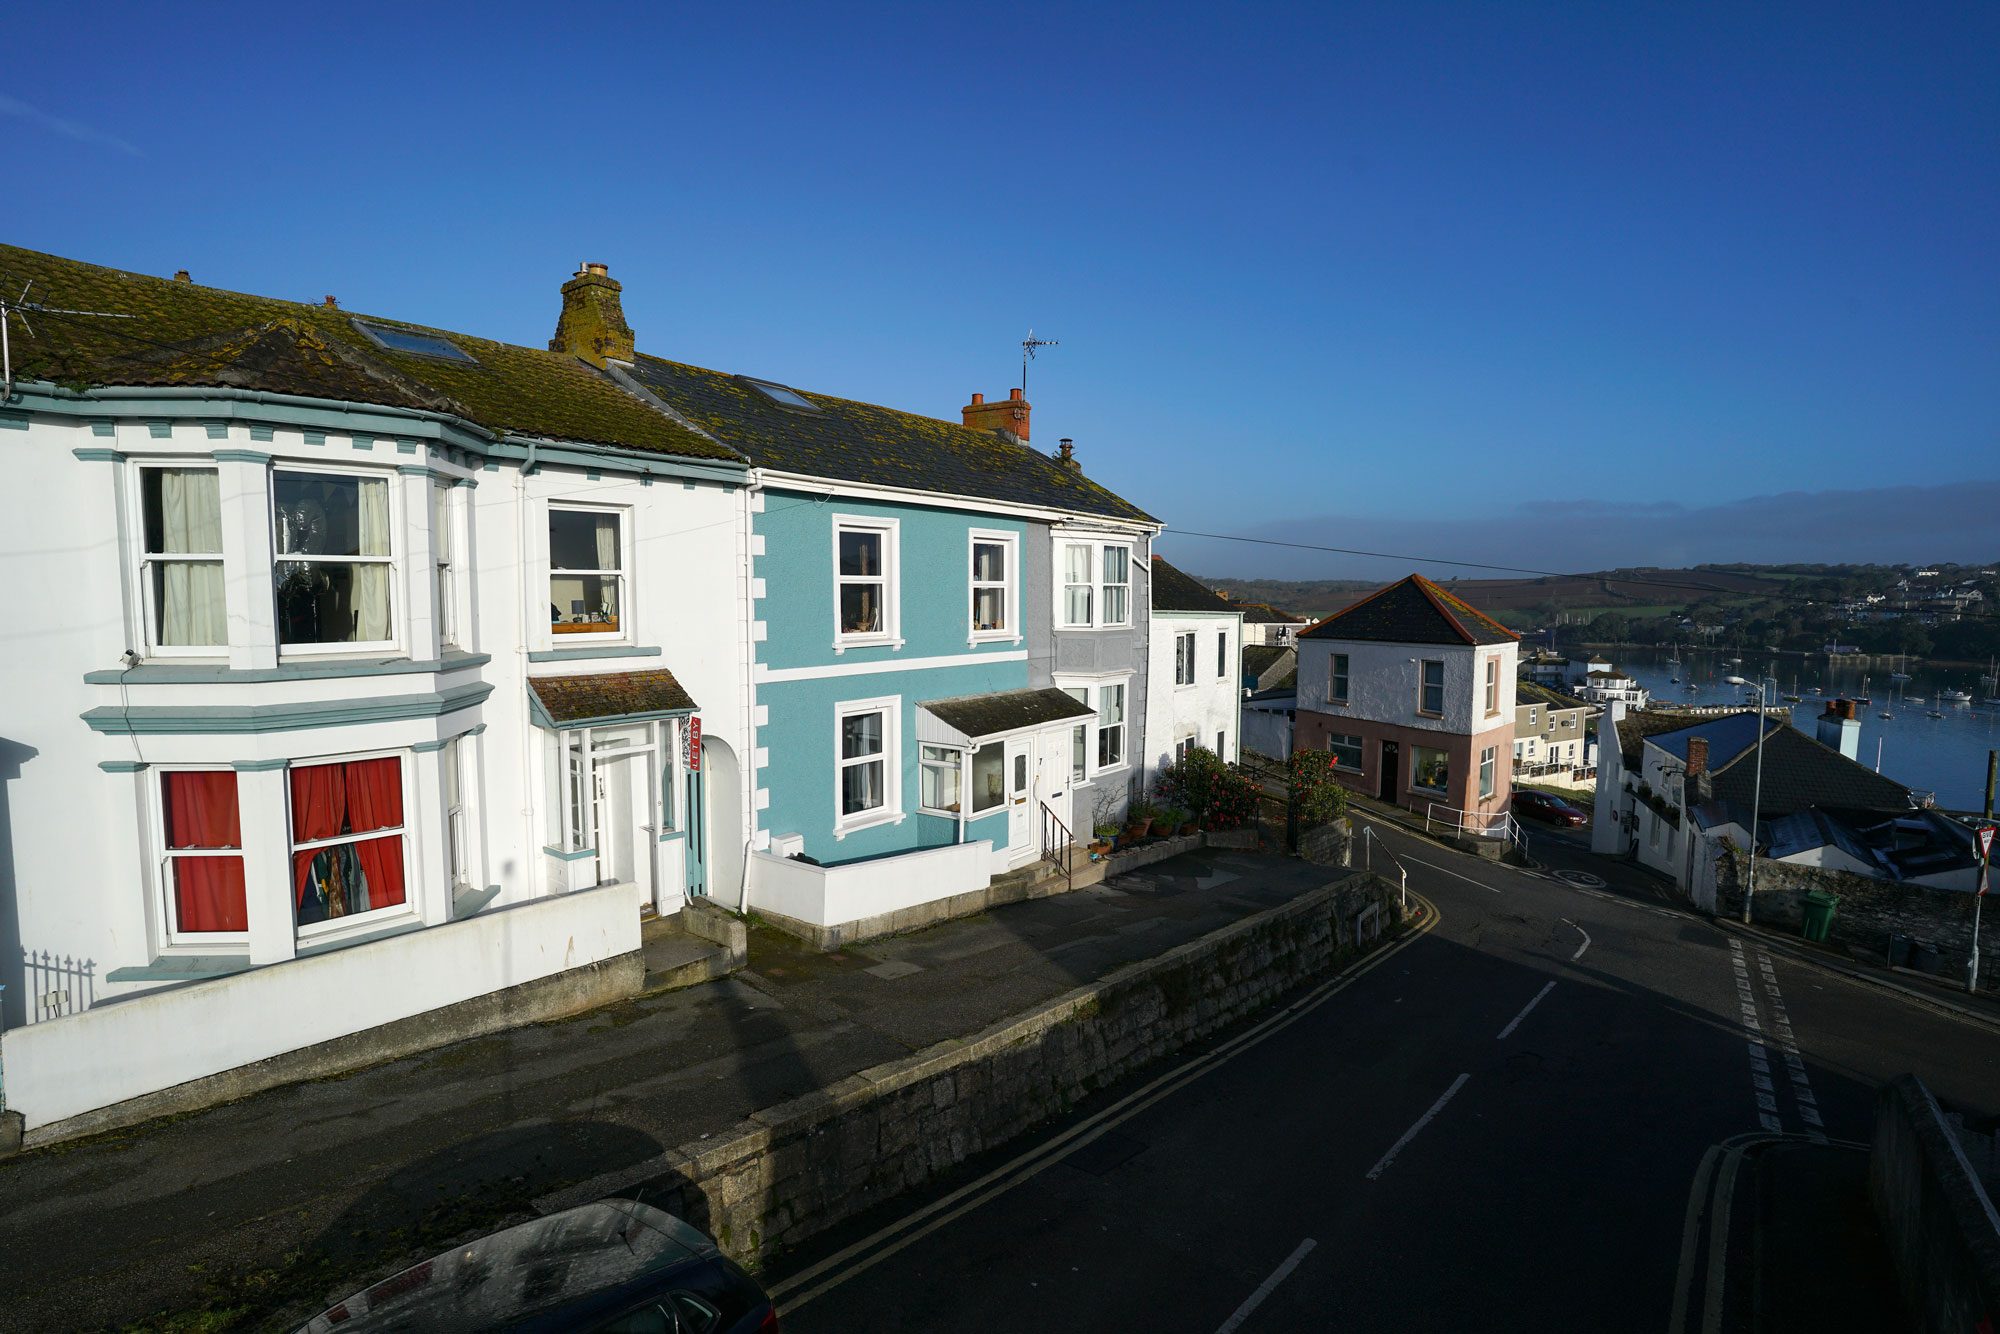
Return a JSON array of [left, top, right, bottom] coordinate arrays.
[[159, 769, 246, 938], [1070, 723, 1087, 784], [290, 755, 408, 927], [835, 518, 897, 643], [550, 506, 624, 636], [434, 482, 458, 648], [1096, 683, 1126, 768], [1056, 538, 1134, 629], [274, 470, 395, 648], [139, 466, 226, 651], [444, 737, 469, 889]]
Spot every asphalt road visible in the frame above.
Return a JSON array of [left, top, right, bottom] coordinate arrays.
[[769, 815, 2000, 1333]]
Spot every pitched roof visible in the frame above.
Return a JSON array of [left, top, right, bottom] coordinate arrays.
[[1515, 680, 1591, 710], [624, 355, 1154, 524], [1612, 709, 1720, 766], [1300, 574, 1519, 646], [1243, 644, 1292, 678], [530, 669, 697, 726], [1150, 556, 1236, 613], [0, 244, 740, 462], [1708, 725, 1913, 818], [1237, 602, 1308, 624]]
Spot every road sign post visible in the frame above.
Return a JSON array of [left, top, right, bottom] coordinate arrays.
[[1972, 824, 1994, 995]]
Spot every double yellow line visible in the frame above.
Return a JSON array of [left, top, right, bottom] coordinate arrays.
[[768, 894, 1440, 1314]]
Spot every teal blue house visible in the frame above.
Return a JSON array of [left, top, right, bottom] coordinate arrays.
[[626, 365, 1160, 943]]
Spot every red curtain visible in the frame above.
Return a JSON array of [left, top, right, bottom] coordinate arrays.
[[162, 771, 247, 933], [290, 758, 406, 915]]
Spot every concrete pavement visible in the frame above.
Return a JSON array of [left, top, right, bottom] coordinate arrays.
[[0, 847, 1342, 1332], [772, 812, 1999, 1332]]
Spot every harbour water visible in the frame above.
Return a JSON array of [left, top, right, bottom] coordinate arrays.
[[1582, 647, 2000, 813]]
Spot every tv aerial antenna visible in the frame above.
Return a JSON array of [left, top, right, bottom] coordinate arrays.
[[1021, 329, 1058, 396], [1, 278, 135, 402]]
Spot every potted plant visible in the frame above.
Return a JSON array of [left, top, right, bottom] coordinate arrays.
[[1090, 822, 1119, 857], [1125, 800, 1155, 840], [1178, 807, 1200, 837]]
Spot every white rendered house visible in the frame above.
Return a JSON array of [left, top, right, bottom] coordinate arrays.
[[0, 247, 755, 1143], [1142, 556, 1244, 781]]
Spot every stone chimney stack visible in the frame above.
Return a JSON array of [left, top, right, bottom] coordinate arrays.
[[1685, 737, 1709, 779], [1056, 437, 1080, 473], [962, 387, 1031, 443], [549, 261, 635, 368], [1817, 699, 1860, 761]]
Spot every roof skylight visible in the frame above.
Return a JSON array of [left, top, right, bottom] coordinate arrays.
[[351, 319, 476, 364], [742, 377, 818, 411]]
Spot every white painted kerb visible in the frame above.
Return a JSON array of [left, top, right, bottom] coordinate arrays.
[[2, 884, 640, 1130]]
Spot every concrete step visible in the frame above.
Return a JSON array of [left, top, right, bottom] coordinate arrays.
[[639, 916, 738, 995]]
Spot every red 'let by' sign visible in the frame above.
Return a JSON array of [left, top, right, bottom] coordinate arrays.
[[687, 716, 702, 772]]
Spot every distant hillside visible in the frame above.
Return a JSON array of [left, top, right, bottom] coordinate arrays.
[[1191, 565, 1809, 629]]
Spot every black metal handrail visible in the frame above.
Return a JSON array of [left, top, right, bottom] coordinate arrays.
[[1040, 802, 1073, 893]]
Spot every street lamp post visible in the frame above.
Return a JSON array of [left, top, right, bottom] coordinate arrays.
[[1725, 676, 1775, 925]]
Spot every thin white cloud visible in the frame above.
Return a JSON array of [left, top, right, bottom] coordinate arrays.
[[0, 94, 140, 156]]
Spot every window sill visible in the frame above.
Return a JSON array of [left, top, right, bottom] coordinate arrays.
[[833, 809, 906, 840], [543, 844, 598, 861], [833, 636, 905, 655], [968, 633, 1023, 647], [529, 644, 658, 663], [295, 915, 426, 956], [1415, 711, 1444, 720], [107, 954, 251, 983]]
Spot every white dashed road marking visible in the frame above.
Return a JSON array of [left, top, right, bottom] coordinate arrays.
[[1365, 1073, 1471, 1180], [1214, 1238, 1317, 1334], [1496, 981, 1557, 1040], [1727, 939, 1827, 1143]]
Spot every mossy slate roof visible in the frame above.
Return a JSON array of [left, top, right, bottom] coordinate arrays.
[[922, 687, 1095, 739], [1150, 555, 1236, 613], [626, 355, 1153, 524], [1302, 574, 1518, 646], [531, 669, 697, 724], [0, 244, 738, 461]]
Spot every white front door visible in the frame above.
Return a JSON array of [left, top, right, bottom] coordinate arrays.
[[592, 751, 655, 909], [1035, 727, 1073, 849], [1005, 737, 1035, 867]]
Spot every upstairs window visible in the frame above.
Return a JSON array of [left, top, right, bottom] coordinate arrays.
[[969, 532, 1016, 640], [139, 466, 226, 651], [550, 507, 624, 636], [1419, 660, 1445, 715], [1057, 539, 1133, 629], [1175, 632, 1196, 685], [834, 518, 898, 644], [275, 470, 394, 648], [433, 482, 458, 648], [1484, 658, 1500, 714], [1217, 630, 1227, 678], [1331, 653, 1350, 702]]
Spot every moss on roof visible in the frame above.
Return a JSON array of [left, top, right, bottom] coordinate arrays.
[[1302, 574, 1518, 646], [626, 354, 1154, 524], [0, 244, 739, 462]]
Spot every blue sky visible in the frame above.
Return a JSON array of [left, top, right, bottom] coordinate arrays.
[[7, 2, 1995, 579]]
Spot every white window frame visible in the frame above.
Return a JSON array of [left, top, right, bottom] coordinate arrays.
[[273, 463, 403, 657], [433, 482, 459, 650], [833, 695, 902, 837], [832, 515, 901, 651], [150, 765, 249, 950], [444, 735, 470, 890], [1418, 659, 1446, 716], [133, 461, 229, 657], [1217, 630, 1228, 679], [547, 502, 630, 644], [287, 747, 419, 945], [1479, 745, 1497, 800], [1175, 631, 1196, 686], [967, 528, 1020, 645], [1175, 734, 1196, 763], [1053, 535, 1136, 630], [1484, 658, 1500, 716], [1055, 674, 1128, 779], [1330, 653, 1350, 703], [919, 743, 965, 816]]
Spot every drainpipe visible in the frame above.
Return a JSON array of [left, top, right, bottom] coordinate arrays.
[[957, 749, 969, 846], [738, 473, 761, 914], [517, 444, 539, 896]]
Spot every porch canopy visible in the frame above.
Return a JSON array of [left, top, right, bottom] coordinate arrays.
[[529, 668, 697, 730], [918, 686, 1094, 748]]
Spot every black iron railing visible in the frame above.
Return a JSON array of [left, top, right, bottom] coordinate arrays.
[[1040, 802, 1074, 893]]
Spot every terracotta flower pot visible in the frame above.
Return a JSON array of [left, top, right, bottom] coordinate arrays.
[[1126, 817, 1153, 839], [1180, 820, 1199, 837]]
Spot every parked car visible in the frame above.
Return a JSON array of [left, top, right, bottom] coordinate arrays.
[[294, 1199, 778, 1333], [1512, 790, 1588, 827]]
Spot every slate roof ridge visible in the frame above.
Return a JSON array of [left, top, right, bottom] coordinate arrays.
[[1300, 573, 1517, 646]]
